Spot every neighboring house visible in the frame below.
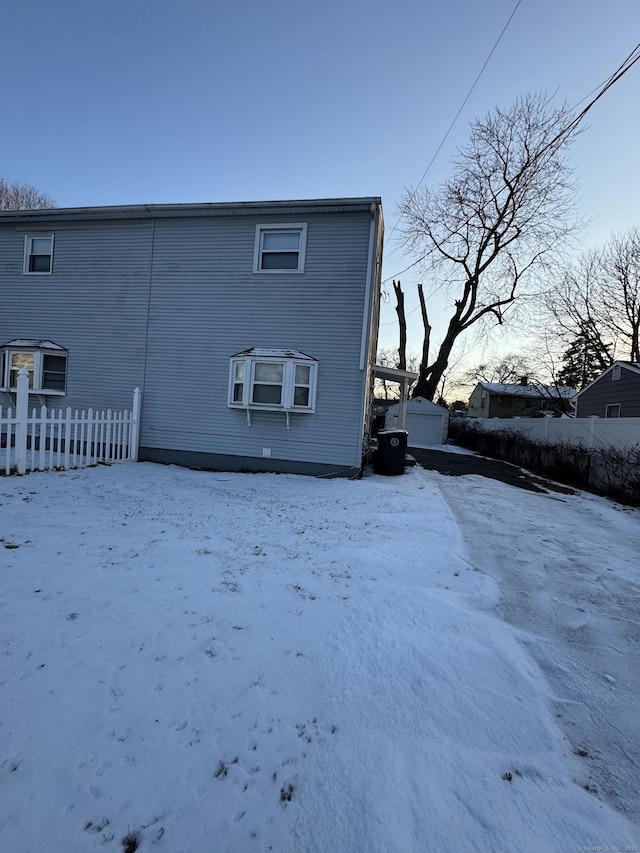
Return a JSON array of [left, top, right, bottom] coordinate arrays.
[[0, 197, 384, 477], [467, 380, 576, 419], [575, 362, 640, 418], [384, 396, 449, 446]]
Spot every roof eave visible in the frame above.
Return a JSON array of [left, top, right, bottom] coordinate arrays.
[[0, 197, 383, 224]]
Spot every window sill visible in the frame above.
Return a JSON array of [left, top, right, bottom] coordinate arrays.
[[229, 404, 314, 429], [229, 403, 314, 413], [252, 269, 305, 275]]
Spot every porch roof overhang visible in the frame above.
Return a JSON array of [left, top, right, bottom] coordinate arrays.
[[372, 366, 418, 433], [372, 365, 418, 383]]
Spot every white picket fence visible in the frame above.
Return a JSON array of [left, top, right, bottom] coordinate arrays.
[[476, 415, 640, 450], [1, 368, 141, 475]]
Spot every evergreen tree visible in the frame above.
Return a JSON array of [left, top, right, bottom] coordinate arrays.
[[557, 336, 608, 389]]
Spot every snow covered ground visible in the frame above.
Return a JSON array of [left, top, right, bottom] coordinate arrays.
[[1, 457, 639, 853]]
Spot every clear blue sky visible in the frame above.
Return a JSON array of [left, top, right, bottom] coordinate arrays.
[[3, 0, 639, 359]]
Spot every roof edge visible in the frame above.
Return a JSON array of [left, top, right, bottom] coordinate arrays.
[[0, 197, 382, 224], [576, 360, 640, 397]]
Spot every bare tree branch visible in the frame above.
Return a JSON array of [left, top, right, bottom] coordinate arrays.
[[398, 94, 581, 400], [0, 176, 55, 210]]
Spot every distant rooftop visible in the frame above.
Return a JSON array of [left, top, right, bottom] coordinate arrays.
[[479, 381, 576, 399]]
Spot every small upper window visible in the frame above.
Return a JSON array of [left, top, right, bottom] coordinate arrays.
[[605, 403, 621, 418], [24, 234, 54, 274], [254, 225, 307, 273], [1, 339, 67, 394], [612, 364, 621, 381]]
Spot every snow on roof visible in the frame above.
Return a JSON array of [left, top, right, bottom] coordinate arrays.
[[479, 381, 576, 399], [231, 348, 317, 361], [2, 338, 67, 350]]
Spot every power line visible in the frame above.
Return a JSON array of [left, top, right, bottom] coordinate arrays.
[[383, 40, 640, 287], [383, 0, 524, 259]]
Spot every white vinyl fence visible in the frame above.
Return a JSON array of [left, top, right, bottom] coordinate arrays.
[[476, 415, 640, 450], [1, 368, 141, 475]]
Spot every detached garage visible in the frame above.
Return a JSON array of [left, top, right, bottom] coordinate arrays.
[[384, 396, 449, 447]]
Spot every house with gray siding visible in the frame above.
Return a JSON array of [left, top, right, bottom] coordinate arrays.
[[575, 362, 640, 418], [467, 380, 576, 418], [0, 198, 383, 477]]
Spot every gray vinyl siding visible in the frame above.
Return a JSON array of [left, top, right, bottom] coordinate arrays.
[[576, 366, 640, 417], [0, 221, 150, 412], [141, 211, 374, 468], [0, 200, 380, 474]]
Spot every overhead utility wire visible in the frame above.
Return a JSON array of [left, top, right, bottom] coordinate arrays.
[[383, 39, 640, 288], [549, 42, 640, 145], [383, 0, 524, 261]]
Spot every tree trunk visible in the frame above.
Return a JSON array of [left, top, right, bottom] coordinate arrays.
[[416, 283, 430, 396], [393, 280, 407, 370]]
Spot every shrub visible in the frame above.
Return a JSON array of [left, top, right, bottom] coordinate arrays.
[[450, 421, 640, 506]]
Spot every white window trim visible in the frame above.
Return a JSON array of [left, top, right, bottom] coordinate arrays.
[[228, 352, 318, 423], [23, 234, 54, 275], [1, 344, 67, 395], [253, 224, 307, 274]]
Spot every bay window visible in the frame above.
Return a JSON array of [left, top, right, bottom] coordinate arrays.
[[1, 340, 67, 394], [228, 348, 318, 421]]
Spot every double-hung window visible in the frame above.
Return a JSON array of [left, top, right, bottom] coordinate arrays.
[[254, 224, 307, 272], [24, 235, 54, 274], [228, 348, 318, 416], [1, 340, 67, 394]]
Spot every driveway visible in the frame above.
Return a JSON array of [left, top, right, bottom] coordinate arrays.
[[409, 446, 573, 494], [413, 445, 640, 824]]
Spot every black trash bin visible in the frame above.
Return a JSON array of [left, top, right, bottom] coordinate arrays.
[[374, 429, 408, 475]]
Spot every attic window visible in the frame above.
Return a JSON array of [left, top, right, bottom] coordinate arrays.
[[228, 349, 318, 422], [1, 339, 67, 394], [612, 364, 621, 381]]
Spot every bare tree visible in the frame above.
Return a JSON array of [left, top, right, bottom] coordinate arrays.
[[602, 227, 640, 362], [546, 228, 640, 366], [398, 94, 581, 400], [545, 250, 615, 371], [0, 176, 55, 210], [459, 352, 534, 389]]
